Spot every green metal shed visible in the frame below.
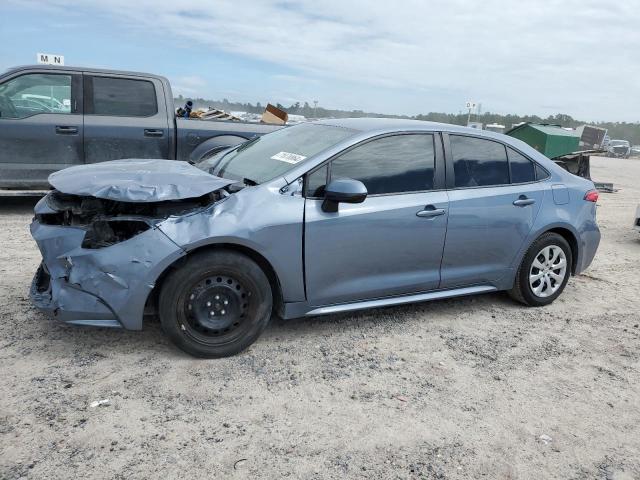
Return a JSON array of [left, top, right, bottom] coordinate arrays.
[[505, 123, 580, 159]]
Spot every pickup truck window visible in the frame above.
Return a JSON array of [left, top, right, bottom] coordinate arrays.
[[0, 73, 71, 119], [210, 123, 356, 184], [85, 76, 157, 117]]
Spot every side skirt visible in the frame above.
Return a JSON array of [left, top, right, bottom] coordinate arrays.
[[281, 285, 498, 319]]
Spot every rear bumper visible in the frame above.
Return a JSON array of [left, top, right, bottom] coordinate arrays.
[[575, 223, 601, 275]]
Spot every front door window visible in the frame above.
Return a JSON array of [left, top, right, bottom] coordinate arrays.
[[0, 73, 72, 119]]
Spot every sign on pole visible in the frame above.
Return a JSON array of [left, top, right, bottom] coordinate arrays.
[[465, 100, 477, 125], [37, 53, 65, 66]]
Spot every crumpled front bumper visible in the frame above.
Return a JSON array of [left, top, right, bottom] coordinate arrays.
[[29, 213, 185, 330]]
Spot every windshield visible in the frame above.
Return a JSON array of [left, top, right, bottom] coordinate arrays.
[[610, 140, 629, 146], [199, 123, 356, 184]]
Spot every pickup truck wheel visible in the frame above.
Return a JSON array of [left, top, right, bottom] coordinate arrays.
[[508, 232, 572, 307], [159, 250, 272, 358]]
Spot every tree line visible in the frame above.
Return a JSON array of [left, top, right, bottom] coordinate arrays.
[[175, 95, 640, 145]]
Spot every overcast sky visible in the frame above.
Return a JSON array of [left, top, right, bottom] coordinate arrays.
[[2, 0, 638, 121]]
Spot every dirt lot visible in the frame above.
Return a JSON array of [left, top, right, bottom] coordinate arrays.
[[1, 156, 639, 479]]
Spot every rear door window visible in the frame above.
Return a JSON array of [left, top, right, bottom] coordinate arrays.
[[86, 76, 157, 117], [450, 135, 509, 188]]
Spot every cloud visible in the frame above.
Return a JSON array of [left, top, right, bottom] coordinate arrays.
[[171, 75, 208, 96], [10, 0, 640, 120]]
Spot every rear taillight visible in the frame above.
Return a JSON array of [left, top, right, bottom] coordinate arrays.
[[584, 189, 599, 202]]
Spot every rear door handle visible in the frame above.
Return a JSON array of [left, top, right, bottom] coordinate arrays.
[[513, 196, 536, 207], [416, 206, 446, 218], [144, 129, 164, 137], [55, 126, 78, 135]]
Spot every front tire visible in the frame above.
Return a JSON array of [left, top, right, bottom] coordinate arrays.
[[509, 233, 572, 306], [159, 250, 272, 358]]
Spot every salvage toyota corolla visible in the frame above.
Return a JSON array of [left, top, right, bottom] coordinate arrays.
[[30, 119, 601, 357]]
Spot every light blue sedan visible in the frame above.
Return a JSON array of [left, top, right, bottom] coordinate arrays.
[[30, 118, 601, 357]]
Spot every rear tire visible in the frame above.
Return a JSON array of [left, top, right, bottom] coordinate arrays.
[[159, 250, 272, 358], [509, 232, 572, 307]]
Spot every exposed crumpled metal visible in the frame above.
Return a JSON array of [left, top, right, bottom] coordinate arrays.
[[48, 159, 234, 202]]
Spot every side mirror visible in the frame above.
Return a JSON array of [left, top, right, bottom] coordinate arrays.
[[321, 178, 367, 213]]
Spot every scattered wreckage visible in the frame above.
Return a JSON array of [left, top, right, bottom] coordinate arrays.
[[506, 123, 614, 192]]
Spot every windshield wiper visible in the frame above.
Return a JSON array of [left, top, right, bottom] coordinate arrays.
[[209, 147, 237, 176], [237, 135, 261, 152]]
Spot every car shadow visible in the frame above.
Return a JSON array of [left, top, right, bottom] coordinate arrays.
[[27, 291, 515, 359], [267, 291, 512, 335], [0, 196, 41, 214]]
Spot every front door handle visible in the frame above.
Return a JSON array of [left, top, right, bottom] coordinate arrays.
[[144, 129, 164, 137], [416, 206, 446, 218], [55, 125, 78, 135], [513, 195, 536, 207]]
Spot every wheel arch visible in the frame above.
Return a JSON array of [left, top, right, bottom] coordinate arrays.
[[518, 224, 579, 275], [545, 227, 579, 274], [146, 242, 284, 320]]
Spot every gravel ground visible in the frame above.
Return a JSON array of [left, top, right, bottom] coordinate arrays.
[[1, 156, 639, 479]]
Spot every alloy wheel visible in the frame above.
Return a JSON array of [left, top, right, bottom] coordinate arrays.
[[528, 245, 567, 298]]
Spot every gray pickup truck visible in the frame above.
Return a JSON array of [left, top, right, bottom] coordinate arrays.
[[0, 65, 282, 189]]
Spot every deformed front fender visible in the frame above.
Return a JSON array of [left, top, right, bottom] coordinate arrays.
[[31, 220, 186, 330], [157, 185, 306, 303]]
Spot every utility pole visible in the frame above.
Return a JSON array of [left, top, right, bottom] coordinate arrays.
[[465, 101, 477, 126], [313, 100, 318, 119]]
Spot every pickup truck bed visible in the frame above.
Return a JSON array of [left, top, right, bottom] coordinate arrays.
[[0, 65, 282, 189]]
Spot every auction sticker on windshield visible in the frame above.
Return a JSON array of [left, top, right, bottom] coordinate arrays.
[[271, 152, 307, 164]]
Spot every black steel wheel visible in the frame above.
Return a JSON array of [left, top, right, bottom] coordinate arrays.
[[159, 250, 272, 358]]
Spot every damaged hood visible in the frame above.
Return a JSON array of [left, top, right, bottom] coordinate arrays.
[[48, 159, 234, 202]]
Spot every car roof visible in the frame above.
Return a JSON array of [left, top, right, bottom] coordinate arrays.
[[313, 117, 505, 139], [3, 65, 170, 83]]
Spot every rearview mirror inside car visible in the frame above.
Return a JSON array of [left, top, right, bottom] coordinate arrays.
[[322, 178, 367, 212]]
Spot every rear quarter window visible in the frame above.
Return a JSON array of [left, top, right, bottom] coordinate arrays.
[[535, 164, 550, 180]]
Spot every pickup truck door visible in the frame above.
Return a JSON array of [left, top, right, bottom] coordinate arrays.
[[83, 74, 170, 163], [0, 70, 83, 188]]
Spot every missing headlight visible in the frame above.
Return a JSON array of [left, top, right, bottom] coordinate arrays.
[[82, 220, 151, 249]]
